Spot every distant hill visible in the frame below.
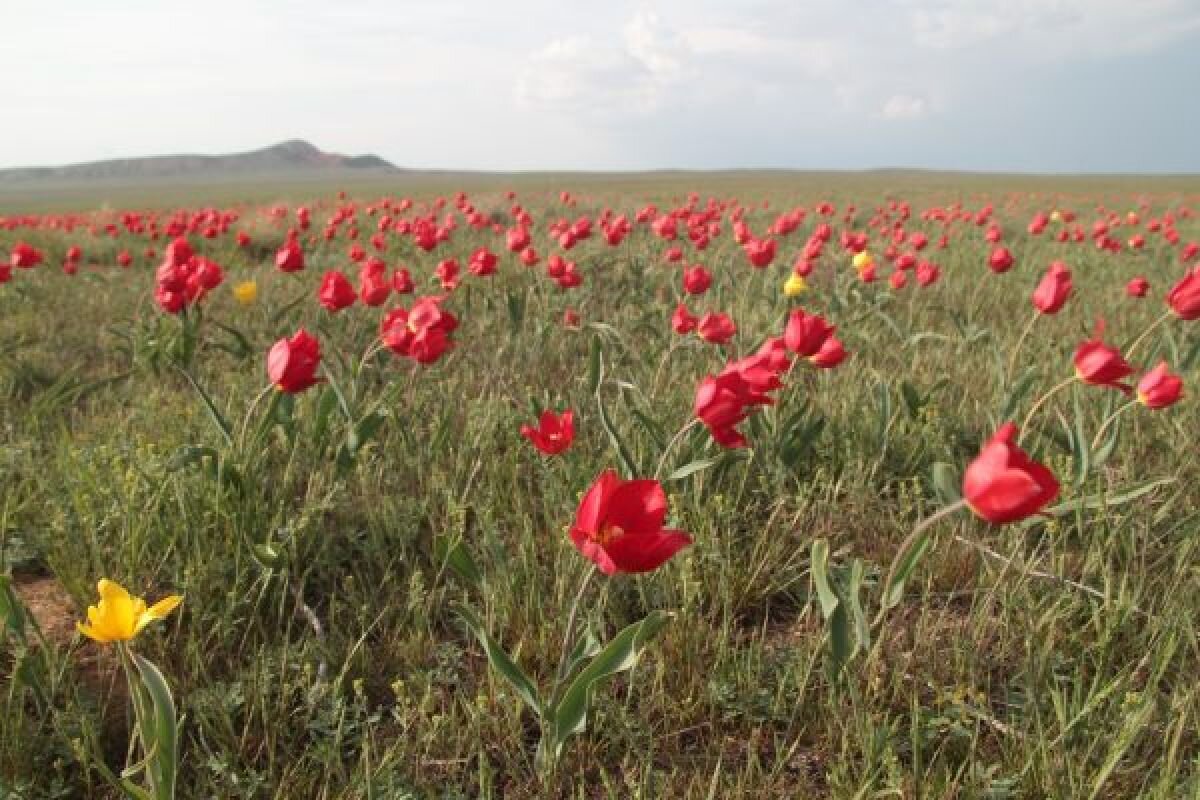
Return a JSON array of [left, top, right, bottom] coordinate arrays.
[[0, 140, 397, 183]]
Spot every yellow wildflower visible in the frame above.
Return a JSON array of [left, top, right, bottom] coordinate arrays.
[[783, 273, 807, 297], [76, 579, 182, 644], [232, 280, 258, 306]]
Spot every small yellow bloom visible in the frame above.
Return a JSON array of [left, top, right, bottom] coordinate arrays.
[[783, 273, 807, 297], [232, 280, 258, 306], [1050, 210, 1063, 223], [76, 579, 182, 644], [852, 251, 874, 271]]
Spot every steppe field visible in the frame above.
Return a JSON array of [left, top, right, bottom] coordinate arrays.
[[1, 172, 1198, 798]]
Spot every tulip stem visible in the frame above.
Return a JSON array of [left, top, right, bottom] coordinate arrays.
[[549, 565, 596, 708], [654, 418, 702, 480], [873, 499, 967, 626], [1125, 310, 1173, 360], [1005, 310, 1040, 385], [1019, 375, 1077, 441], [237, 383, 277, 451], [1089, 399, 1138, 452]]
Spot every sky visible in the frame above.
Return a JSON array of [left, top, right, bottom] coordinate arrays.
[[5, 0, 1200, 173]]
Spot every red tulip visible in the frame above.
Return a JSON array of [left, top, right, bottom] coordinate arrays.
[[988, 246, 1014, 274], [380, 296, 458, 365], [359, 260, 391, 306], [468, 247, 498, 277], [743, 238, 777, 268], [784, 309, 834, 357], [505, 226, 530, 253], [697, 312, 736, 344], [671, 304, 697, 334], [809, 336, 847, 369], [1032, 261, 1072, 314], [1166, 265, 1200, 319], [267, 329, 322, 393], [392, 267, 414, 294], [1126, 277, 1149, 298], [10, 242, 43, 269], [963, 422, 1059, 524], [435, 259, 460, 291], [694, 373, 758, 448], [889, 270, 907, 290], [1074, 323, 1133, 392], [569, 470, 692, 575], [1136, 362, 1183, 409], [275, 240, 305, 272], [318, 270, 357, 312], [916, 260, 940, 287], [520, 409, 575, 455], [682, 265, 712, 295], [562, 307, 581, 329]]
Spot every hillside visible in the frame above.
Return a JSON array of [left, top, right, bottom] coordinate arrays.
[[0, 140, 396, 183]]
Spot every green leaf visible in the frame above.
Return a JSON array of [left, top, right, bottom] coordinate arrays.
[[559, 626, 602, 691], [1092, 416, 1121, 469], [881, 528, 935, 611], [1071, 389, 1089, 487], [1001, 368, 1040, 421], [132, 653, 178, 800], [665, 456, 722, 483], [1030, 478, 1174, 521], [596, 389, 639, 478], [250, 542, 287, 570], [549, 611, 671, 758], [211, 321, 253, 360], [0, 575, 29, 641], [931, 462, 961, 504], [176, 368, 233, 447], [586, 337, 603, 395], [900, 381, 922, 420], [458, 608, 544, 717], [434, 535, 483, 587], [311, 386, 340, 446], [874, 382, 892, 453], [810, 539, 839, 619]]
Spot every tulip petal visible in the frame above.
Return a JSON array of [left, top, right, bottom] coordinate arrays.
[[604, 479, 668, 535], [574, 470, 621, 535], [603, 529, 693, 574]]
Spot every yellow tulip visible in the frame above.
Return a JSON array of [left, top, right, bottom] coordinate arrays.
[[232, 280, 258, 306], [1050, 210, 1063, 223], [76, 579, 182, 644], [852, 251, 874, 271], [783, 273, 807, 297]]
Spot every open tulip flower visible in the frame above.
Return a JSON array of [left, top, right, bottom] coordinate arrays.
[[1074, 323, 1134, 392], [521, 409, 575, 456], [77, 579, 182, 644], [964, 423, 1060, 524], [569, 470, 692, 575]]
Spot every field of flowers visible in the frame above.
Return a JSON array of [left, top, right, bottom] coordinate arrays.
[[0, 177, 1197, 798]]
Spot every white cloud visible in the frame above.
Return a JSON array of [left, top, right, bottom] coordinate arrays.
[[880, 94, 929, 120], [904, 0, 1200, 55]]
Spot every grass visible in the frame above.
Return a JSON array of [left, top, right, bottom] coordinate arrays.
[[1, 174, 1198, 798]]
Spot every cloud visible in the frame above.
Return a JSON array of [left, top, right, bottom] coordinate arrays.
[[515, 12, 688, 116], [905, 0, 1200, 56], [880, 94, 929, 120]]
